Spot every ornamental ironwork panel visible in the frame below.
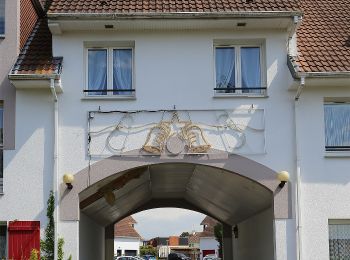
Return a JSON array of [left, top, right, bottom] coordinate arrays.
[[88, 108, 265, 157]]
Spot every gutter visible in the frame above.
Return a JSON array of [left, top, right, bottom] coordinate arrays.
[[294, 77, 305, 260], [50, 79, 59, 260], [47, 11, 303, 20], [8, 73, 61, 80]]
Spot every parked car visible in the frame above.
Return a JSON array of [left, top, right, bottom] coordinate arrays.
[[114, 256, 139, 260], [168, 252, 191, 260], [142, 255, 156, 260], [203, 255, 220, 260]]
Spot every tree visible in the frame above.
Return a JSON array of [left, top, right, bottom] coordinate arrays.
[[214, 223, 223, 258], [41, 191, 55, 260], [140, 245, 157, 257], [180, 232, 190, 237]]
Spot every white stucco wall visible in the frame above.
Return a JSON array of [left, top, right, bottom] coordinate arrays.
[[234, 208, 274, 260], [79, 213, 105, 260], [114, 237, 140, 256], [7, 22, 349, 260], [295, 87, 350, 260]]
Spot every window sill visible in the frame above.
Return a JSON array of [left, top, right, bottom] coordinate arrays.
[[0, 35, 5, 39], [213, 93, 268, 98], [324, 151, 350, 158], [81, 95, 136, 101]]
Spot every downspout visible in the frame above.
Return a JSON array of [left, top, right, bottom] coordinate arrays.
[[294, 76, 305, 260], [50, 78, 59, 260]]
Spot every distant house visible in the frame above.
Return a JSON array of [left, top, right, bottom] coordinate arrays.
[[114, 216, 142, 257], [199, 217, 219, 259]]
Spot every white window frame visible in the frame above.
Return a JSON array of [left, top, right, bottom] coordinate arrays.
[[213, 42, 266, 97], [324, 101, 350, 153], [85, 47, 135, 98]]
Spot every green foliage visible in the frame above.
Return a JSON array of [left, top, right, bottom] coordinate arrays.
[[30, 249, 39, 260], [140, 245, 157, 256], [180, 232, 190, 237], [58, 238, 64, 260], [41, 190, 55, 260], [214, 223, 223, 258], [67, 255, 72, 260]]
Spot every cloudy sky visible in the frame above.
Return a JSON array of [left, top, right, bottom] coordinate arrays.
[[132, 208, 205, 240]]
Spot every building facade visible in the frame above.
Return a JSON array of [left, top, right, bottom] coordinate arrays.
[[1, 0, 350, 260], [114, 216, 141, 257]]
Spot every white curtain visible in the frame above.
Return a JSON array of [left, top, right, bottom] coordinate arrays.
[[324, 104, 350, 148], [215, 47, 235, 92], [241, 47, 261, 93], [88, 49, 107, 95], [113, 49, 132, 95]]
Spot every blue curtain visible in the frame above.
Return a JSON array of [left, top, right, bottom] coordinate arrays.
[[324, 104, 350, 148], [215, 47, 235, 93], [241, 47, 261, 93], [0, 0, 4, 35], [113, 49, 132, 95], [88, 49, 107, 95]]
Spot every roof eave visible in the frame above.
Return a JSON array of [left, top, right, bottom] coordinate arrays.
[[47, 11, 303, 20], [287, 56, 350, 79]]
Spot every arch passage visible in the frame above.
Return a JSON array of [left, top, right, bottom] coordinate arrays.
[[59, 154, 291, 224]]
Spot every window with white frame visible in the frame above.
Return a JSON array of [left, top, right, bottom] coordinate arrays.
[[85, 47, 134, 96], [0, 0, 4, 35], [214, 44, 265, 95], [0, 222, 6, 259], [324, 103, 350, 151], [329, 221, 350, 259]]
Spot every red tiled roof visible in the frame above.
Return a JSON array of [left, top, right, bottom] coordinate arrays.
[[114, 216, 141, 238], [294, 0, 350, 73], [11, 19, 62, 75], [48, 0, 300, 14], [10, 0, 350, 77]]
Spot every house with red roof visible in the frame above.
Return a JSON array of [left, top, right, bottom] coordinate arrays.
[[114, 216, 142, 257], [0, 0, 349, 260]]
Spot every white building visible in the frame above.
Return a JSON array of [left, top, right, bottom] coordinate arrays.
[[199, 216, 219, 259], [114, 216, 141, 257], [1, 0, 350, 260]]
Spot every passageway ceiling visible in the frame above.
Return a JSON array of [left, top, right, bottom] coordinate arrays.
[[79, 163, 272, 226]]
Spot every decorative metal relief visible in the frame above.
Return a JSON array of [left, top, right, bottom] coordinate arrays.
[[88, 108, 265, 157]]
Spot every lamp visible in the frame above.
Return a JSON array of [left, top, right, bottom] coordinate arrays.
[[63, 173, 74, 189], [277, 171, 290, 188], [233, 225, 239, 238]]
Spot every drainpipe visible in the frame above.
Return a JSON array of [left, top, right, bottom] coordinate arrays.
[[294, 76, 305, 260], [50, 78, 59, 260]]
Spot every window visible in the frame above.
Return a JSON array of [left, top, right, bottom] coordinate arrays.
[[214, 45, 265, 95], [329, 221, 350, 259], [86, 48, 134, 96], [0, 0, 4, 35], [324, 103, 350, 151], [0, 223, 6, 259]]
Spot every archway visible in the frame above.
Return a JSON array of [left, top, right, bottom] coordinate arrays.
[[59, 154, 291, 260]]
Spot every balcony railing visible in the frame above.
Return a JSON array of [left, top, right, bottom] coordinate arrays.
[[325, 146, 350, 152]]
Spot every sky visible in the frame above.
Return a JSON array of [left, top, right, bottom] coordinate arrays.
[[132, 208, 206, 240]]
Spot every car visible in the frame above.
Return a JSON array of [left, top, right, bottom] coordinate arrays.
[[168, 252, 191, 260], [142, 254, 156, 260], [203, 255, 220, 260], [114, 256, 140, 260]]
